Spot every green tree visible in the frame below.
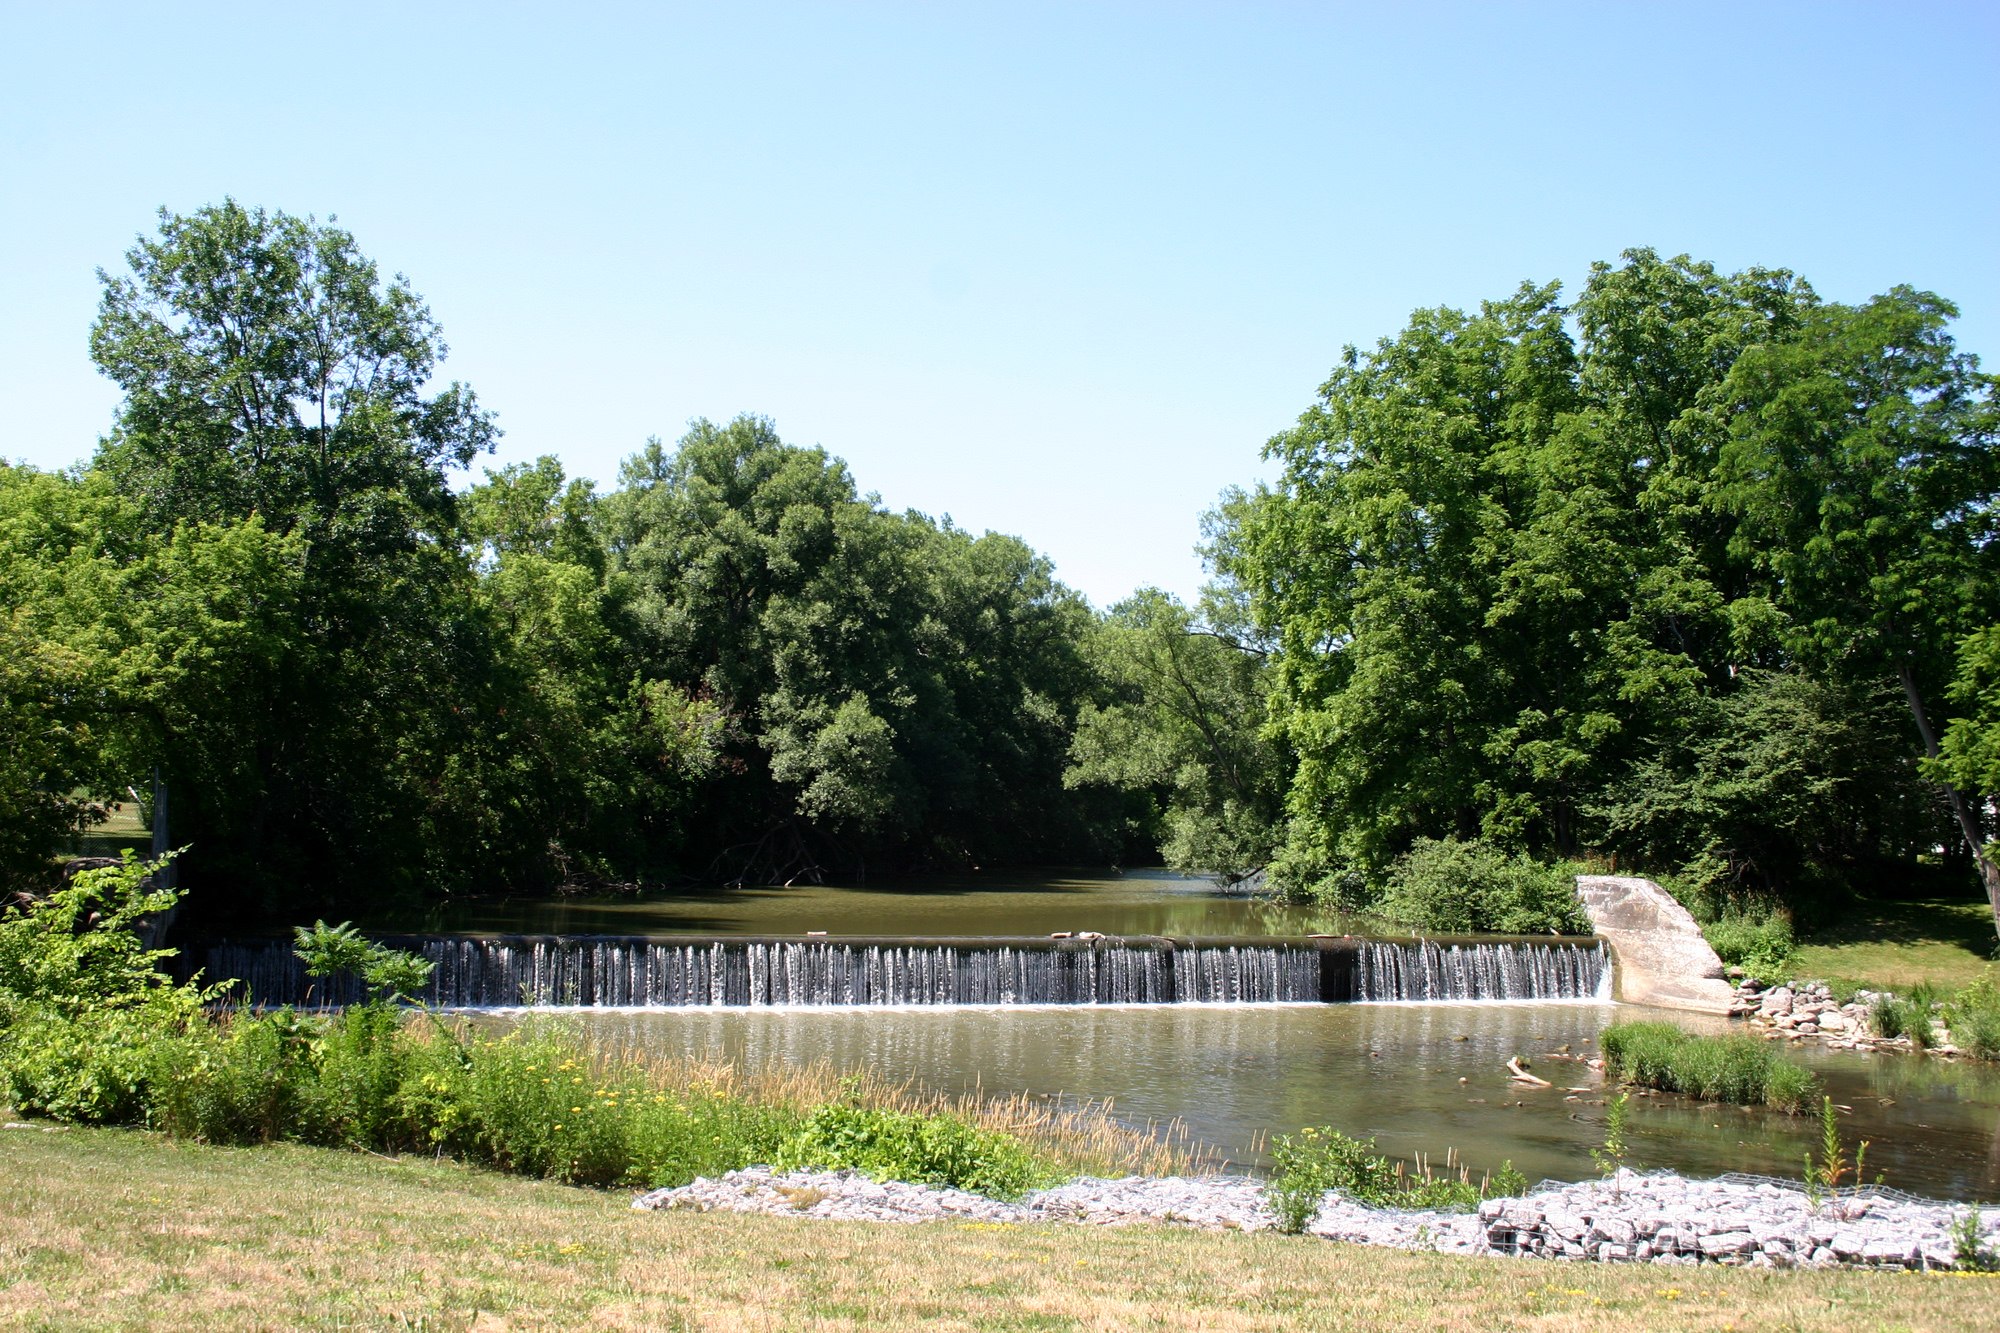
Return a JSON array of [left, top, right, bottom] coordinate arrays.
[[446, 456, 725, 886], [1065, 588, 1284, 880], [0, 465, 302, 890], [603, 416, 1109, 880], [1717, 288, 2000, 924], [1238, 250, 1994, 924], [88, 201, 498, 914], [1933, 626, 2000, 805]]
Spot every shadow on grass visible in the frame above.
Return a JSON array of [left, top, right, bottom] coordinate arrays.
[[1803, 898, 1997, 954]]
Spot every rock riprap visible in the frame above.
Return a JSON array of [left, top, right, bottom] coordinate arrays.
[[1728, 978, 1973, 1054], [634, 1167, 2000, 1270]]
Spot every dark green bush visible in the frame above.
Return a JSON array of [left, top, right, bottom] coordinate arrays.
[[1372, 838, 1588, 935], [1, 1002, 169, 1123], [1701, 907, 1796, 982], [0, 853, 191, 1016], [145, 1008, 315, 1143], [774, 1101, 1050, 1200], [1599, 1021, 1817, 1112], [1946, 981, 2000, 1061], [0, 854, 208, 1125]]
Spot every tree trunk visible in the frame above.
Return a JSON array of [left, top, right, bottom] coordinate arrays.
[[1900, 663, 2000, 936]]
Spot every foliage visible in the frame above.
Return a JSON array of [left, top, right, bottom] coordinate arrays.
[[1371, 837, 1588, 934], [294, 920, 435, 1004], [0, 851, 188, 1016], [1265, 1126, 1526, 1234], [1947, 979, 2000, 1061], [1590, 1091, 1631, 1180], [1933, 626, 2000, 878], [0, 890, 1093, 1199], [1950, 1208, 1998, 1271], [1700, 905, 1797, 982], [3, 1003, 177, 1123], [1801, 1096, 1873, 1211], [1065, 586, 1286, 879], [774, 1100, 1050, 1199], [1238, 248, 2000, 926], [19, 213, 2000, 928], [604, 416, 1114, 881], [1869, 981, 1941, 1046], [1594, 672, 1936, 907], [82, 200, 507, 912], [0, 853, 207, 1121], [4, 203, 1146, 908], [0, 465, 301, 891], [1598, 1021, 1818, 1112]]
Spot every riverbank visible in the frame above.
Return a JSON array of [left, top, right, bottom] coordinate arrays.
[[6, 1126, 1999, 1331], [645, 1164, 1997, 1271]]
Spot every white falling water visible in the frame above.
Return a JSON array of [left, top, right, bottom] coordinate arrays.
[[190, 936, 1608, 1009]]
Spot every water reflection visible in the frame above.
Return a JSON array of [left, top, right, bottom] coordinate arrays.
[[370, 870, 1360, 939], [544, 1003, 2000, 1200]]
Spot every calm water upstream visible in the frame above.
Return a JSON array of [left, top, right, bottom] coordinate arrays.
[[366, 870, 1354, 938]]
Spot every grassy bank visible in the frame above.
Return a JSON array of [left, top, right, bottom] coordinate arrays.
[[5, 1125, 1998, 1331], [1792, 898, 1998, 993]]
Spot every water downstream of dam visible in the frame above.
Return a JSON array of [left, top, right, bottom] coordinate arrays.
[[176, 871, 2000, 1199]]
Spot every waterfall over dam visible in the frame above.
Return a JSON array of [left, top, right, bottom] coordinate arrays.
[[184, 934, 1609, 1009]]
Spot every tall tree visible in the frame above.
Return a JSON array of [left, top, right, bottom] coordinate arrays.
[[1240, 251, 1995, 923], [603, 416, 1109, 880], [1065, 587, 1284, 880], [88, 202, 497, 914], [1717, 288, 2000, 923]]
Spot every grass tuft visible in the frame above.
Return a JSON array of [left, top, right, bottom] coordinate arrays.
[[1599, 1021, 1818, 1112]]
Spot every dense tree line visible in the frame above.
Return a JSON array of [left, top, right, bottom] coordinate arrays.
[[0, 203, 1158, 923], [7, 208, 1997, 937], [1232, 251, 2000, 932]]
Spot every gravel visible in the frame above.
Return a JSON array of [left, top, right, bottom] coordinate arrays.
[[634, 1167, 2000, 1270]]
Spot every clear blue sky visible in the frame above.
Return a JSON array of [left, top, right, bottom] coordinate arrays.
[[4, 2, 1994, 608]]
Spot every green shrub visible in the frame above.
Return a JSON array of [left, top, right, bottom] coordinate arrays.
[[1600, 1020, 1817, 1111], [1871, 982, 1941, 1046], [1267, 1127, 1395, 1232], [1265, 1127, 1525, 1234], [146, 1009, 316, 1143], [0, 852, 189, 1016], [1, 1001, 171, 1123], [1948, 980, 2000, 1061], [1702, 907, 1796, 982], [775, 1101, 1050, 1200], [1373, 839, 1588, 935], [434, 1022, 641, 1185], [1763, 1060, 1820, 1115], [622, 1081, 800, 1189], [300, 1002, 437, 1150], [294, 920, 435, 1004]]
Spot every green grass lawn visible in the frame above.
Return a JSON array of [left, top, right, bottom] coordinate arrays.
[[4, 1122, 1999, 1331], [1792, 898, 2000, 993]]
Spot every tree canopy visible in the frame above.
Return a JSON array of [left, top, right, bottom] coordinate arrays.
[[8, 214, 1996, 938], [1238, 250, 1998, 929]]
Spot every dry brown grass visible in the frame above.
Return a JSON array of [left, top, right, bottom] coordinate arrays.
[[5, 1123, 1999, 1331]]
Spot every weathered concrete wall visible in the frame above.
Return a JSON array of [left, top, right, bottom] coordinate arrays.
[[1575, 875, 1735, 1014]]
